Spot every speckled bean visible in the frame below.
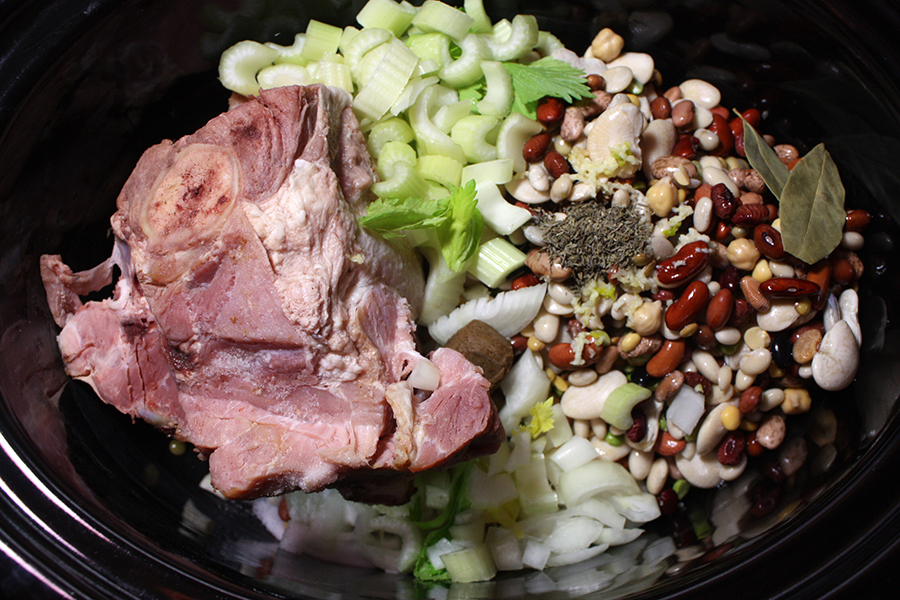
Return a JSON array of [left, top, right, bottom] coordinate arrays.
[[757, 414, 786, 449]]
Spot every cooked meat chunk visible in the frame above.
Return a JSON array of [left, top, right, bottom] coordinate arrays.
[[41, 85, 502, 502]]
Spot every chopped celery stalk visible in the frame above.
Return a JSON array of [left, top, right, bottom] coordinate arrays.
[[468, 237, 526, 288], [557, 460, 640, 508], [535, 30, 565, 56], [419, 245, 467, 325], [266, 33, 308, 66], [491, 19, 512, 43], [412, 0, 474, 41], [405, 32, 453, 67], [416, 154, 463, 188], [484, 14, 539, 61], [461, 158, 514, 185], [314, 60, 353, 92], [432, 98, 475, 133], [424, 182, 450, 201], [353, 37, 419, 121], [409, 86, 467, 163], [353, 39, 391, 86], [514, 454, 559, 516], [372, 162, 429, 199], [451, 115, 499, 163], [377, 141, 418, 179], [343, 27, 393, 74], [474, 181, 531, 236], [415, 58, 440, 77], [366, 117, 415, 157], [218, 40, 279, 96], [439, 33, 488, 88], [339, 26, 360, 54], [600, 383, 652, 431], [301, 20, 343, 61], [463, 0, 493, 33], [391, 76, 439, 116], [495, 112, 543, 173], [477, 60, 513, 118], [257, 63, 313, 90], [441, 543, 497, 583], [356, 0, 416, 36]]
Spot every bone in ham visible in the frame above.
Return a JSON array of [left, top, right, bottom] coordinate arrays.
[[40, 84, 502, 503]]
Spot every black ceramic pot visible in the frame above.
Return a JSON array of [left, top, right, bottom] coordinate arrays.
[[2, 0, 900, 598]]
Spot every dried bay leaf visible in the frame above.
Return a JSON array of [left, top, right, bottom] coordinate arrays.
[[779, 144, 846, 264], [737, 112, 790, 198]]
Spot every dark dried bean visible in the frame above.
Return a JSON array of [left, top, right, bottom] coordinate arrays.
[[717, 431, 746, 466]]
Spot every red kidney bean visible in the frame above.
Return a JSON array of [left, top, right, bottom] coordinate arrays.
[[665, 281, 710, 331], [656, 241, 711, 286], [706, 288, 734, 330], [627, 408, 647, 443], [753, 224, 786, 260], [718, 431, 746, 466], [523, 133, 551, 163], [739, 386, 762, 413], [650, 96, 672, 120], [544, 150, 570, 178], [746, 432, 765, 457], [536, 97, 564, 125], [731, 204, 772, 227], [708, 113, 734, 156], [646, 340, 687, 378], [683, 370, 712, 397], [831, 257, 856, 284], [672, 134, 700, 159], [715, 220, 733, 241], [719, 265, 741, 292], [511, 273, 541, 290], [804, 259, 832, 310], [655, 432, 686, 456], [711, 183, 738, 220], [657, 488, 678, 515], [728, 298, 753, 328], [510, 335, 528, 353], [694, 325, 719, 352], [759, 277, 820, 298], [844, 209, 872, 232]]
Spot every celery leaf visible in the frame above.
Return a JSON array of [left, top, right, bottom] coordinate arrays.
[[440, 179, 483, 271], [505, 57, 593, 120], [525, 397, 555, 439], [358, 196, 449, 238]]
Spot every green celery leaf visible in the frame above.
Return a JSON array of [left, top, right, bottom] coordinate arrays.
[[359, 196, 449, 237], [438, 179, 483, 272], [779, 143, 846, 264], [458, 79, 487, 103], [413, 555, 451, 583], [736, 112, 790, 198], [505, 57, 593, 119]]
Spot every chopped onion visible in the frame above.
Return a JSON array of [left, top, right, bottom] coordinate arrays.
[[597, 527, 644, 546], [468, 468, 518, 509], [546, 543, 610, 567], [428, 283, 546, 344], [557, 460, 640, 507], [666, 384, 705, 434], [543, 516, 604, 555], [522, 539, 551, 571], [485, 526, 523, 571], [609, 493, 662, 523], [499, 349, 551, 433], [567, 498, 626, 531], [548, 436, 600, 473]]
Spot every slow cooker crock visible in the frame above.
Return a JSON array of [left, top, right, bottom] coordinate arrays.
[[2, 0, 900, 598]]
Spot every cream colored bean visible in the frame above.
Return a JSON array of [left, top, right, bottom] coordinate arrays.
[[757, 300, 802, 332], [692, 350, 720, 383], [611, 188, 631, 208], [570, 182, 594, 202], [768, 260, 794, 278], [695, 128, 719, 152], [561, 370, 628, 420], [719, 455, 747, 482], [550, 174, 573, 202], [696, 402, 736, 455], [629, 450, 654, 481], [733, 370, 755, 392], [726, 238, 761, 271], [798, 364, 813, 379], [630, 301, 663, 336], [751, 259, 773, 282], [701, 164, 741, 197], [548, 282, 576, 306], [646, 458, 669, 495], [812, 320, 859, 391], [710, 384, 735, 405], [840, 289, 862, 346], [760, 388, 785, 411], [568, 368, 598, 387], [591, 28, 625, 62], [675, 451, 724, 488], [573, 419, 591, 438], [707, 281, 722, 296], [543, 294, 575, 316], [532, 311, 560, 344], [591, 437, 631, 462], [693, 196, 713, 233], [679, 78, 721, 109], [691, 105, 713, 129], [744, 327, 771, 350], [714, 327, 742, 346], [739, 348, 772, 376], [528, 163, 550, 192], [717, 365, 733, 390], [603, 66, 635, 94], [841, 231, 865, 251], [680, 441, 696, 461]]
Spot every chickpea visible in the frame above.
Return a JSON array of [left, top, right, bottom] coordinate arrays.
[[591, 28, 625, 62], [726, 238, 761, 271], [629, 300, 663, 336], [646, 177, 678, 217]]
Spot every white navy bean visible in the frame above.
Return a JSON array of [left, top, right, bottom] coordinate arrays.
[[693, 196, 713, 233], [840, 231, 865, 251], [533, 311, 560, 343], [714, 327, 742, 346], [739, 348, 772, 375], [692, 350, 720, 383], [760, 388, 785, 411]]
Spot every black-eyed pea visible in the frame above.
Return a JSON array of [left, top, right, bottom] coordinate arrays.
[[726, 238, 761, 270], [757, 413, 786, 449], [781, 387, 812, 414], [646, 457, 669, 495]]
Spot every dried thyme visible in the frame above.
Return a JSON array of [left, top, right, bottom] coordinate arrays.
[[538, 201, 651, 287]]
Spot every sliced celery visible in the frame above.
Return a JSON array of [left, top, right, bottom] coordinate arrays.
[[372, 161, 429, 199], [356, 0, 416, 36], [451, 115, 499, 163], [353, 37, 419, 121], [600, 383, 652, 431], [314, 60, 354, 93], [257, 63, 313, 90], [377, 141, 418, 179], [416, 154, 463, 188], [218, 40, 279, 96], [266, 33, 308, 66], [535, 30, 565, 56], [439, 33, 487, 89], [424, 182, 450, 201], [300, 20, 343, 61], [483, 14, 539, 62], [415, 58, 441, 77], [432, 98, 475, 133], [412, 0, 474, 41], [460, 158, 514, 185], [390, 76, 439, 116], [405, 32, 453, 68], [468, 237, 526, 288], [409, 86, 467, 163], [474, 181, 531, 236], [495, 111, 543, 173], [477, 60, 513, 118], [419, 245, 468, 325], [343, 27, 393, 74], [463, 0, 493, 34], [441, 543, 497, 583], [339, 26, 360, 55], [366, 117, 415, 157]]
